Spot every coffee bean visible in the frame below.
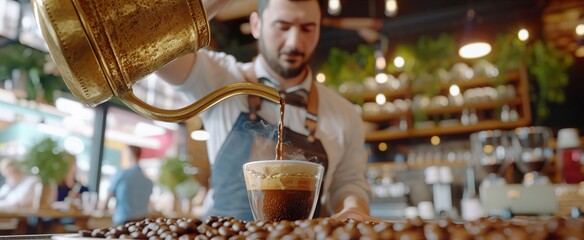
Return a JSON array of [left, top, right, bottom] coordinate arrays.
[[118, 234, 133, 239], [195, 235, 210, 240], [130, 231, 146, 239], [79, 230, 92, 237], [116, 225, 129, 234], [91, 228, 106, 238], [206, 216, 219, 225], [219, 226, 235, 237], [228, 235, 245, 240], [232, 222, 245, 232], [76, 215, 584, 240], [247, 231, 268, 239], [205, 228, 219, 238], [179, 234, 197, 240], [223, 221, 233, 228]]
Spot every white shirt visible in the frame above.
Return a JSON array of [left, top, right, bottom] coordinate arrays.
[[175, 49, 371, 212], [0, 176, 40, 209]]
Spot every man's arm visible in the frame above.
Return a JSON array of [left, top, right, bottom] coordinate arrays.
[[327, 102, 373, 221], [155, 0, 233, 85]]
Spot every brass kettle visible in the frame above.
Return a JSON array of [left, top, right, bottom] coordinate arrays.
[[32, 0, 279, 122]]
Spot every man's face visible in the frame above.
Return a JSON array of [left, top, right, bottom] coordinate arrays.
[[257, 0, 321, 79]]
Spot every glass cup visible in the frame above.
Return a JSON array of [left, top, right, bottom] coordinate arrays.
[[471, 130, 510, 187], [511, 126, 554, 186], [242, 160, 324, 222]]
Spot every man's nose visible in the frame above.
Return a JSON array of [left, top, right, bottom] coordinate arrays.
[[284, 27, 301, 49]]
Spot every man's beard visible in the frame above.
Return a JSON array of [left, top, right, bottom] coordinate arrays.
[[259, 38, 311, 79]]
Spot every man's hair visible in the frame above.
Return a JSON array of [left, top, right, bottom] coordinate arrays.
[[257, 0, 317, 18], [128, 146, 142, 160]]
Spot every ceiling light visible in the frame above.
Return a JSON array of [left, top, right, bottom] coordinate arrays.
[[191, 130, 210, 141], [378, 142, 388, 152], [375, 55, 386, 70], [459, 9, 491, 59], [327, 0, 341, 16], [431, 136, 441, 146], [449, 84, 460, 96], [385, 0, 398, 17], [316, 73, 326, 83], [375, 73, 388, 84], [375, 93, 386, 105], [459, 42, 491, 59], [37, 122, 68, 137], [393, 56, 405, 68], [575, 46, 584, 58], [135, 122, 166, 137], [576, 24, 584, 37], [64, 136, 85, 155], [518, 28, 529, 41]]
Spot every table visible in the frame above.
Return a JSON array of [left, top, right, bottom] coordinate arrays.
[[0, 208, 92, 234]]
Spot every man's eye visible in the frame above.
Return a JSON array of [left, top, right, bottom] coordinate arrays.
[[277, 24, 291, 31], [302, 26, 315, 32]]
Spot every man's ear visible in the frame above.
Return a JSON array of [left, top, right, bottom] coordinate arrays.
[[250, 12, 261, 39]]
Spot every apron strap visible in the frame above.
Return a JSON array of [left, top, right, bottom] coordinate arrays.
[[244, 63, 319, 142], [244, 65, 262, 121], [305, 81, 318, 143]]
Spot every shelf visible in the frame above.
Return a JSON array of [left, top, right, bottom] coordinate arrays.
[[368, 160, 468, 170], [365, 118, 530, 142], [344, 71, 520, 104], [422, 97, 523, 116], [362, 111, 407, 122], [363, 97, 523, 122], [343, 87, 409, 102], [366, 129, 410, 141], [413, 70, 521, 94], [353, 65, 530, 142]]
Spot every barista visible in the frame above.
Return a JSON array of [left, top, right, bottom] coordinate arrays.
[[157, 0, 371, 221]]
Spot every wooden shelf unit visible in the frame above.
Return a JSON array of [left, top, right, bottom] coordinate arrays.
[[353, 64, 532, 142]]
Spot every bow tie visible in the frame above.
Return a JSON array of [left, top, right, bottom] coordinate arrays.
[[258, 77, 309, 107]]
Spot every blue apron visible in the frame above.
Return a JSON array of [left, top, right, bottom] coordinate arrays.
[[207, 79, 328, 221]]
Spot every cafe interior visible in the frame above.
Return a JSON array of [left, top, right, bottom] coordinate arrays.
[[0, 0, 583, 238]]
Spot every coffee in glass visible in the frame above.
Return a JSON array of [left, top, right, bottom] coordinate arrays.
[[243, 160, 324, 221]]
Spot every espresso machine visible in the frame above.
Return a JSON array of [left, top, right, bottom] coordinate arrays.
[[475, 127, 558, 217]]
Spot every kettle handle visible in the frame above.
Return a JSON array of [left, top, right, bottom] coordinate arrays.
[[119, 82, 280, 122]]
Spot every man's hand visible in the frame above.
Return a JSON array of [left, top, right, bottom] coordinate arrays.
[[330, 194, 379, 223], [331, 207, 378, 223]]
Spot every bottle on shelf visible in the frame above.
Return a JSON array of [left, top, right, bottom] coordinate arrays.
[[557, 128, 583, 184]]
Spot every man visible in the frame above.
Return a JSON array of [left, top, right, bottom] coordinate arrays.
[[157, 0, 371, 221], [104, 146, 153, 225], [0, 158, 40, 209]]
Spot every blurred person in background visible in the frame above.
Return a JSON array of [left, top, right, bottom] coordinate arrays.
[[103, 146, 153, 225], [0, 158, 41, 210], [57, 154, 88, 203]]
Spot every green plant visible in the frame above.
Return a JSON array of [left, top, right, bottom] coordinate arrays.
[[319, 45, 376, 88], [0, 44, 66, 103], [22, 137, 71, 184], [491, 31, 573, 122], [158, 157, 196, 194], [320, 31, 573, 123]]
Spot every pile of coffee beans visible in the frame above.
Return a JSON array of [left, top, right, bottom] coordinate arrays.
[[79, 215, 584, 240]]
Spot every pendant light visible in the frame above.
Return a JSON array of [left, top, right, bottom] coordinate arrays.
[[459, 9, 491, 59], [385, 0, 398, 17], [328, 0, 341, 16]]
